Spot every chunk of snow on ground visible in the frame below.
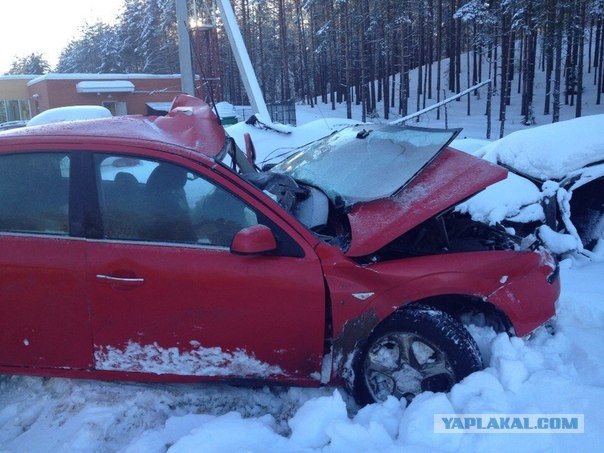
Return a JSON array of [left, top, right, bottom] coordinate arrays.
[[288, 390, 349, 449], [168, 412, 288, 453]]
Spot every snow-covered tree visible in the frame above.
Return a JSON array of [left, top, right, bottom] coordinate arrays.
[[7, 53, 50, 75]]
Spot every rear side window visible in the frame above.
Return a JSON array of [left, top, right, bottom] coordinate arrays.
[[0, 153, 70, 235]]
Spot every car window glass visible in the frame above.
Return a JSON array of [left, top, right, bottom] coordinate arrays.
[[95, 154, 258, 246], [0, 153, 70, 235]]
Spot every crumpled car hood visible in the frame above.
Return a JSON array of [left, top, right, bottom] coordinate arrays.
[[345, 148, 508, 257]]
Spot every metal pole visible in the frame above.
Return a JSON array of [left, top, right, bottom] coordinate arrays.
[[176, 0, 195, 96], [216, 0, 272, 122], [389, 79, 492, 125]]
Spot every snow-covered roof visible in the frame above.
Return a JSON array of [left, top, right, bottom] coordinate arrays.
[[0, 74, 39, 80], [27, 73, 183, 86], [478, 114, 604, 181], [76, 80, 135, 93]]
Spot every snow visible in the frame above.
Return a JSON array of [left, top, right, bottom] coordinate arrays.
[[455, 171, 544, 225], [94, 341, 283, 377], [27, 73, 183, 85], [478, 115, 604, 181], [227, 116, 360, 165], [452, 117, 604, 254]]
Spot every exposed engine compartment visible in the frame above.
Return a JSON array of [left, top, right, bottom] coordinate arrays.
[[357, 211, 519, 264], [247, 171, 519, 262]]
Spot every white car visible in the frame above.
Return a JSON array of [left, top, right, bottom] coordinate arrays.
[[457, 115, 604, 256]]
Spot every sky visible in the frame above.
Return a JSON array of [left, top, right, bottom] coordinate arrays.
[[0, 0, 123, 74]]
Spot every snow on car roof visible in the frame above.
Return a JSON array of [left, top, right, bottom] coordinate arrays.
[[478, 114, 604, 181]]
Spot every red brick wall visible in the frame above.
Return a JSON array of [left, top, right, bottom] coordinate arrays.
[[28, 76, 185, 116]]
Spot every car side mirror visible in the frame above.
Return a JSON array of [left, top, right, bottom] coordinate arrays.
[[230, 224, 277, 255]]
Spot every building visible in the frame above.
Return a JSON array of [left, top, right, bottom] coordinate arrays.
[[0, 73, 188, 123], [0, 75, 36, 123]]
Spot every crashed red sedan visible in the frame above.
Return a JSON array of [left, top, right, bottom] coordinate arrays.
[[0, 95, 559, 405]]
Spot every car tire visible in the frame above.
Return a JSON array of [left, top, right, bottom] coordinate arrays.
[[354, 306, 483, 406]]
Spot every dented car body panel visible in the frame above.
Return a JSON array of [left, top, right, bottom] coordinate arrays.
[[315, 242, 558, 383], [0, 95, 559, 394], [346, 149, 507, 257]]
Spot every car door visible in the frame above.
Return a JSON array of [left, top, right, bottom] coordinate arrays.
[[0, 151, 92, 369], [86, 152, 326, 382]]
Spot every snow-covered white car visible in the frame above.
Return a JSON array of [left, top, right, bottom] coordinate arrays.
[[457, 115, 604, 256]]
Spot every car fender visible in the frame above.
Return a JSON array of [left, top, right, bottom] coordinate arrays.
[[316, 243, 558, 384]]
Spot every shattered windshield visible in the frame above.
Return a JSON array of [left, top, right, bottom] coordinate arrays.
[[270, 125, 460, 206]]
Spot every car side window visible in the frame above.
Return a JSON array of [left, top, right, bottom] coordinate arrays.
[[95, 154, 259, 246], [0, 153, 70, 235]]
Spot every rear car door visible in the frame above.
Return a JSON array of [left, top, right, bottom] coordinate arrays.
[[0, 151, 91, 369], [86, 152, 326, 382]]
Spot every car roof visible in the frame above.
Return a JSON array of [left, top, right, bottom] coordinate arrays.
[[0, 94, 227, 159]]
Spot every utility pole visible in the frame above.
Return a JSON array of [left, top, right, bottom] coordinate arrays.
[[176, 0, 195, 96], [216, 0, 272, 122]]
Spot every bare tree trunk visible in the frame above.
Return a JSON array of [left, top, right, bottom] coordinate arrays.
[[597, 18, 604, 105], [278, 0, 290, 101], [576, 0, 586, 117], [427, 0, 434, 100], [544, 0, 555, 115], [553, 2, 564, 122], [343, 0, 352, 119], [360, 0, 368, 122], [436, 0, 442, 119]]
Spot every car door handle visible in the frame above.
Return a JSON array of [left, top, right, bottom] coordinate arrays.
[[96, 274, 145, 289]]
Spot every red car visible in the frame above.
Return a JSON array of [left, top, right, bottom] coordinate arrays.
[[0, 95, 558, 405]]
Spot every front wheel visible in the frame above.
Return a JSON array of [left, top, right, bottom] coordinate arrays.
[[354, 307, 483, 406]]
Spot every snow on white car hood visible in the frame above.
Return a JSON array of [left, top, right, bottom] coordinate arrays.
[[478, 114, 604, 181], [94, 341, 283, 377]]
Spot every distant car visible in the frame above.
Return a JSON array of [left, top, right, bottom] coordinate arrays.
[[458, 115, 604, 256], [0, 120, 27, 131], [27, 105, 112, 127], [0, 94, 559, 405]]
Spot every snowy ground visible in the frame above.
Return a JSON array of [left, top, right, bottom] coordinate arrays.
[[2, 56, 604, 451]]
